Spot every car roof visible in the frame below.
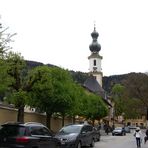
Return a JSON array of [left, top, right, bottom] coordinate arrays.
[[65, 124, 83, 126], [1, 122, 45, 127], [115, 127, 123, 129], [63, 123, 92, 128]]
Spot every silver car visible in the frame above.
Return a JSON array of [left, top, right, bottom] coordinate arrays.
[[112, 127, 126, 136]]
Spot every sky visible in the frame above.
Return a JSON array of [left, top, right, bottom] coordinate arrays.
[[0, 0, 148, 76]]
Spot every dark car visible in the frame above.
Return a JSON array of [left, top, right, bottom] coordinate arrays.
[[0, 122, 61, 148], [55, 123, 95, 148], [112, 127, 126, 136], [93, 127, 101, 141]]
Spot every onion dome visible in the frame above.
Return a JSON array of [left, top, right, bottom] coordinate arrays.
[[89, 26, 101, 52]]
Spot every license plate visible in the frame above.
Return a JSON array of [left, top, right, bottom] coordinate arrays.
[[61, 141, 65, 144]]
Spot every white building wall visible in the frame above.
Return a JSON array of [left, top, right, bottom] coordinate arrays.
[[89, 58, 102, 72], [89, 55, 103, 86], [93, 73, 102, 87]]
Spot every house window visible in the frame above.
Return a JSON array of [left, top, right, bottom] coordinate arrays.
[[93, 60, 96, 66]]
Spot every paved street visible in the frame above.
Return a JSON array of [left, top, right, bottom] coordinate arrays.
[[95, 130, 148, 148]]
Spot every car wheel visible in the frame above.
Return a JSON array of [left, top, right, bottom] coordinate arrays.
[[90, 139, 95, 147], [77, 142, 81, 148]]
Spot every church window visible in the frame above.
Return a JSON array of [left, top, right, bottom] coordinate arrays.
[[93, 60, 96, 66]]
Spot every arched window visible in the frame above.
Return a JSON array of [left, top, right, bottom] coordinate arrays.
[[93, 60, 96, 66]]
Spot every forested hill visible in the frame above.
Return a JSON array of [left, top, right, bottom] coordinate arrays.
[[25, 60, 56, 69], [26, 60, 146, 94], [70, 71, 146, 94]]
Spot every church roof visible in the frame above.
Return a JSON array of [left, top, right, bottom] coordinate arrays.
[[88, 52, 103, 59], [83, 76, 104, 94], [83, 76, 112, 106]]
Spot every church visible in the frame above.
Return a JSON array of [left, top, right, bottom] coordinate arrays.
[[83, 25, 113, 125]]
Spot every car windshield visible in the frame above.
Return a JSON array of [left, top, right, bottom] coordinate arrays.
[[59, 125, 82, 134], [0, 125, 26, 137], [115, 127, 122, 130], [125, 127, 129, 129]]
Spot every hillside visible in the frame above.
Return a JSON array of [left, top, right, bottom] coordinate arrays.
[[26, 60, 146, 94]]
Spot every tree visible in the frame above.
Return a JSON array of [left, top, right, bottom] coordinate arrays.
[[87, 93, 108, 125], [65, 83, 87, 123], [111, 81, 147, 119], [123, 73, 148, 120], [5, 51, 27, 122], [27, 66, 76, 128], [0, 21, 28, 122], [0, 23, 13, 54], [0, 23, 16, 97], [111, 84, 126, 116], [78, 91, 108, 125]]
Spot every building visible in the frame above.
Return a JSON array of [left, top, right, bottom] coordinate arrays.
[[83, 25, 113, 125]]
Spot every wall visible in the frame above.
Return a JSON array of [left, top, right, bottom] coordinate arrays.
[[125, 117, 146, 128], [0, 106, 72, 132]]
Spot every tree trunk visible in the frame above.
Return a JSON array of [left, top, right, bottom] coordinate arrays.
[[46, 113, 52, 129], [72, 116, 75, 124], [62, 114, 65, 127], [17, 106, 24, 122], [92, 119, 95, 126]]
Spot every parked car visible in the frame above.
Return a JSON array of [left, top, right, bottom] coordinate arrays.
[[0, 122, 61, 148], [112, 127, 126, 136], [55, 123, 95, 148], [93, 127, 101, 141], [129, 125, 137, 129]]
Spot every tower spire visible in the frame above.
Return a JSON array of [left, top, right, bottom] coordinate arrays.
[[89, 24, 101, 53], [94, 21, 96, 31], [88, 25, 103, 86]]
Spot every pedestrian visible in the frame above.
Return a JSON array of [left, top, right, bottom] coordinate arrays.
[[105, 125, 109, 135], [133, 127, 142, 148], [144, 127, 148, 144]]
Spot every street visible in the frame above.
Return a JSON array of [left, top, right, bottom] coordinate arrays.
[[95, 130, 148, 148]]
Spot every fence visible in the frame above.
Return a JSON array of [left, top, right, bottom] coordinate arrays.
[[0, 105, 73, 132]]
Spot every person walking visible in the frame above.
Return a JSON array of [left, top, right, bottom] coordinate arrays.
[[105, 125, 109, 135], [133, 127, 142, 148]]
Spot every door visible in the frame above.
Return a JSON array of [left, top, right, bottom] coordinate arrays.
[[30, 126, 57, 148], [80, 126, 90, 146]]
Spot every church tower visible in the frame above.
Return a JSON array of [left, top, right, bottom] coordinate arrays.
[[88, 25, 103, 87]]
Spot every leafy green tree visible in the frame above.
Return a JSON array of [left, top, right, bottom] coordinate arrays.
[[65, 83, 89, 124], [111, 84, 126, 116], [27, 66, 76, 128], [5, 51, 27, 122], [78, 91, 108, 125], [9, 90, 29, 121], [112, 84, 125, 98], [0, 23, 16, 96], [0, 22, 28, 122]]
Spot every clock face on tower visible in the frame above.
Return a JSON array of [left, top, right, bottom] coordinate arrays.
[[93, 67, 97, 72]]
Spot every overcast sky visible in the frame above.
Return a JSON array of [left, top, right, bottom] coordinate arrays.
[[0, 0, 148, 76]]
